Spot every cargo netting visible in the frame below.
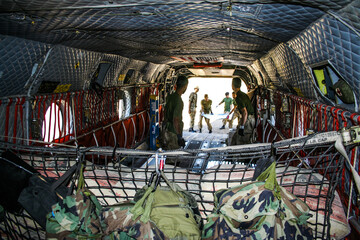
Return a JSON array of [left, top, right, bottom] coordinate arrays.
[[0, 130, 357, 239]]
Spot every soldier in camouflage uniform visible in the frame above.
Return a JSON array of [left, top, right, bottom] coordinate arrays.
[[198, 94, 213, 133], [188, 86, 199, 132]]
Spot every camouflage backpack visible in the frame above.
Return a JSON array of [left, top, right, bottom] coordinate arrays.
[[202, 162, 313, 240], [100, 201, 166, 240], [46, 164, 105, 239], [101, 171, 202, 240]]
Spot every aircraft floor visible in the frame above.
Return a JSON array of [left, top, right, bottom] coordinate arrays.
[[182, 119, 233, 149]]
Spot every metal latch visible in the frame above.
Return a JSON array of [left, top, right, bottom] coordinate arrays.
[[341, 126, 360, 145]]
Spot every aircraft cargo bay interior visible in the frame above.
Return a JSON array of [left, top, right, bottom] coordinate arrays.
[[0, 1, 360, 239]]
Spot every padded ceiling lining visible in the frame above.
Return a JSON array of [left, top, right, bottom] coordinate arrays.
[[1, 0, 350, 66]]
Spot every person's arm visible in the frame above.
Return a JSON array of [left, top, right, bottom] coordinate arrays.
[[240, 107, 248, 126], [173, 101, 183, 135], [218, 99, 224, 106], [238, 107, 248, 136], [173, 116, 182, 135], [228, 106, 235, 115]]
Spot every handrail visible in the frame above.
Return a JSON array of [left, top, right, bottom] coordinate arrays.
[[285, 92, 359, 126]]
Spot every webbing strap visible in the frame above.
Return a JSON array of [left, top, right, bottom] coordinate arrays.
[[341, 111, 347, 128], [12, 98, 21, 143], [323, 105, 328, 132], [5, 98, 13, 142], [350, 113, 360, 126], [50, 162, 80, 193]]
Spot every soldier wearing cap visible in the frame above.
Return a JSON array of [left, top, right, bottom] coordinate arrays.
[[188, 86, 199, 132]]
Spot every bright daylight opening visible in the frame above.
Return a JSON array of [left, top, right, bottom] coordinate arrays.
[[182, 77, 248, 131], [118, 99, 124, 119], [42, 103, 63, 143]]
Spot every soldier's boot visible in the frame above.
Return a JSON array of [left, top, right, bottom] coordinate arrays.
[[209, 130, 212, 133], [220, 125, 225, 129], [199, 128, 202, 133]]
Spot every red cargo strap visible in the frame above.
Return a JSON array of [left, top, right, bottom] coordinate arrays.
[[42, 95, 49, 142], [350, 113, 360, 126], [323, 105, 328, 132], [131, 116, 137, 147], [122, 121, 127, 148], [12, 98, 20, 143], [316, 104, 322, 132], [4, 98, 13, 142], [341, 111, 347, 128]]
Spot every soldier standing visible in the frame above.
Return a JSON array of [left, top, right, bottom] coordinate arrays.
[[198, 94, 213, 133], [218, 92, 233, 129], [161, 75, 189, 149], [229, 91, 241, 129], [188, 86, 199, 132], [231, 77, 255, 145]]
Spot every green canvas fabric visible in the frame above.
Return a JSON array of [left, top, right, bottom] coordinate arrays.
[[100, 201, 165, 240], [46, 189, 105, 239], [100, 182, 202, 240], [132, 183, 202, 240], [333, 80, 355, 104], [202, 162, 313, 240]]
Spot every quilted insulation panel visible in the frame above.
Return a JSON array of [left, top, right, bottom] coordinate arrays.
[[0, 35, 168, 97]]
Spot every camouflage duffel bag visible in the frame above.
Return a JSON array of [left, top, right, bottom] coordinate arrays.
[[100, 201, 166, 240], [101, 171, 202, 239], [202, 162, 313, 240], [46, 165, 105, 239]]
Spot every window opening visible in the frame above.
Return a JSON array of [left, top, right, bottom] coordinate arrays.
[[124, 69, 135, 85], [123, 90, 131, 117], [90, 62, 112, 100], [118, 99, 124, 119], [311, 63, 356, 110], [42, 103, 63, 143], [93, 62, 112, 87]]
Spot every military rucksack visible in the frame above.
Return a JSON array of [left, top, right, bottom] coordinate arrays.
[[100, 201, 166, 240], [202, 162, 313, 240], [101, 171, 202, 239], [46, 164, 105, 239]]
